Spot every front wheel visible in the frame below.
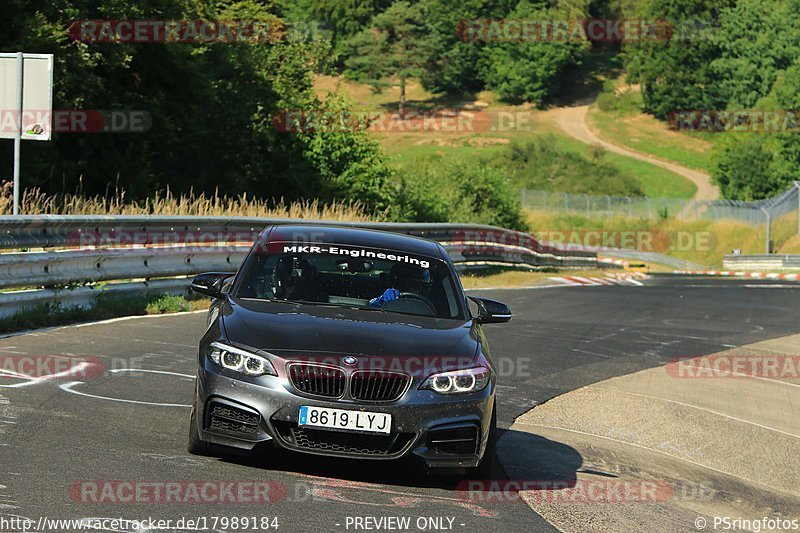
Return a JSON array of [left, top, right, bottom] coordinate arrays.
[[469, 406, 497, 479], [187, 387, 223, 456], [187, 387, 215, 455], [187, 389, 256, 458], [187, 407, 209, 455]]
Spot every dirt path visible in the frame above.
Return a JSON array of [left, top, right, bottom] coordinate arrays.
[[553, 105, 720, 201]]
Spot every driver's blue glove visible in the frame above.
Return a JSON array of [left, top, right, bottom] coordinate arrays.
[[369, 288, 400, 307]]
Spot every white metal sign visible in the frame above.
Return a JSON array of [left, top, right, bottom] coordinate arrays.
[[1, 53, 54, 141], [1, 52, 54, 215]]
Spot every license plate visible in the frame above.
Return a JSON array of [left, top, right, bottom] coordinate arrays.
[[298, 406, 391, 434]]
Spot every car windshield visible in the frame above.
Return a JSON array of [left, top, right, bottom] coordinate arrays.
[[235, 244, 464, 319]]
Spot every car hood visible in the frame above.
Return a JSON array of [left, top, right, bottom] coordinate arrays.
[[221, 298, 479, 362]]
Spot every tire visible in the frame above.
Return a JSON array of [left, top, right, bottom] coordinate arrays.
[[470, 406, 497, 479], [187, 406, 209, 455], [187, 387, 212, 455], [187, 389, 256, 459]]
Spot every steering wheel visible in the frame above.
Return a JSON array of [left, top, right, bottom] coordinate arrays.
[[397, 292, 437, 315]]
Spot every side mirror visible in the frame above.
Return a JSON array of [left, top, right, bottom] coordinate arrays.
[[190, 272, 235, 299], [469, 296, 512, 324]]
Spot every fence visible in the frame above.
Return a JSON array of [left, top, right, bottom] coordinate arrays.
[[521, 183, 800, 226], [0, 217, 607, 318]]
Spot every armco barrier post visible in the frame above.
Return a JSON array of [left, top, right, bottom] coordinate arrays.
[[12, 52, 23, 216], [794, 182, 800, 235]]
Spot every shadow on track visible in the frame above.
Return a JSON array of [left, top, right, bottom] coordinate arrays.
[[206, 428, 584, 496]]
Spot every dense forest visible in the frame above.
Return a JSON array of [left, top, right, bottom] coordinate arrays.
[[2, 0, 799, 222]]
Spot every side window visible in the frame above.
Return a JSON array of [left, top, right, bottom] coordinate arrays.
[[441, 277, 458, 318], [238, 255, 275, 299], [467, 297, 479, 319]]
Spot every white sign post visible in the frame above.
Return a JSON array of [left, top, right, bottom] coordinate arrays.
[[0, 53, 54, 215]]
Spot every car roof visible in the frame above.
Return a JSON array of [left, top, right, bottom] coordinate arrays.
[[263, 224, 443, 258]]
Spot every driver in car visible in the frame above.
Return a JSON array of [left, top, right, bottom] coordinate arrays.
[[369, 263, 431, 308], [272, 255, 315, 301]]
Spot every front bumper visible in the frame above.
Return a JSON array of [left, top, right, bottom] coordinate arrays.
[[194, 362, 494, 468]]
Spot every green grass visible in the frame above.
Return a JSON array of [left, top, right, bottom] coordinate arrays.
[[385, 137, 509, 169], [386, 131, 696, 199], [145, 294, 192, 314], [0, 293, 210, 335], [546, 135, 697, 198], [589, 85, 718, 173]]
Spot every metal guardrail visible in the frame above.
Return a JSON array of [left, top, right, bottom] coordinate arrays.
[[0, 216, 597, 252], [597, 248, 704, 271], [0, 217, 607, 318], [0, 279, 194, 318], [0, 245, 250, 290], [723, 254, 800, 271]]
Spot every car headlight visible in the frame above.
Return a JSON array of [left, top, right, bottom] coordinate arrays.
[[420, 366, 491, 395], [207, 342, 277, 377]]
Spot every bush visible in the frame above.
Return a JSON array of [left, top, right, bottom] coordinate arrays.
[[392, 160, 528, 231], [595, 84, 643, 115], [145, 295, 191, 314], [711, 133, 799, 200], [711, 61, 800, 200], [497, 137, 645, 196], [299, 92, 395, 213]]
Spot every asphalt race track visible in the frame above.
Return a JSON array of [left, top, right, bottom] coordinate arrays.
[[1, 274, 799, 532]]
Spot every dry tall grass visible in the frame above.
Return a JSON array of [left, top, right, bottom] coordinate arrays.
[[525, 209, 800, 267], [0, 181, 374, 221]]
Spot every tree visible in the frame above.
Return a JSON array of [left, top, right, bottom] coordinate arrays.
[[415, 0, 517, 96], [711, 135, 786, 200], [479, 0, 588, 105], [0, 0, 400, 216], [0, 0, 321, 198], [298, 92, 394, 212], [711, 61, 800, 200], [710, 0, 800, 108], [279, 0, 393, 53], [343, 1, 432, 114], [623, 0, 734, 119]]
